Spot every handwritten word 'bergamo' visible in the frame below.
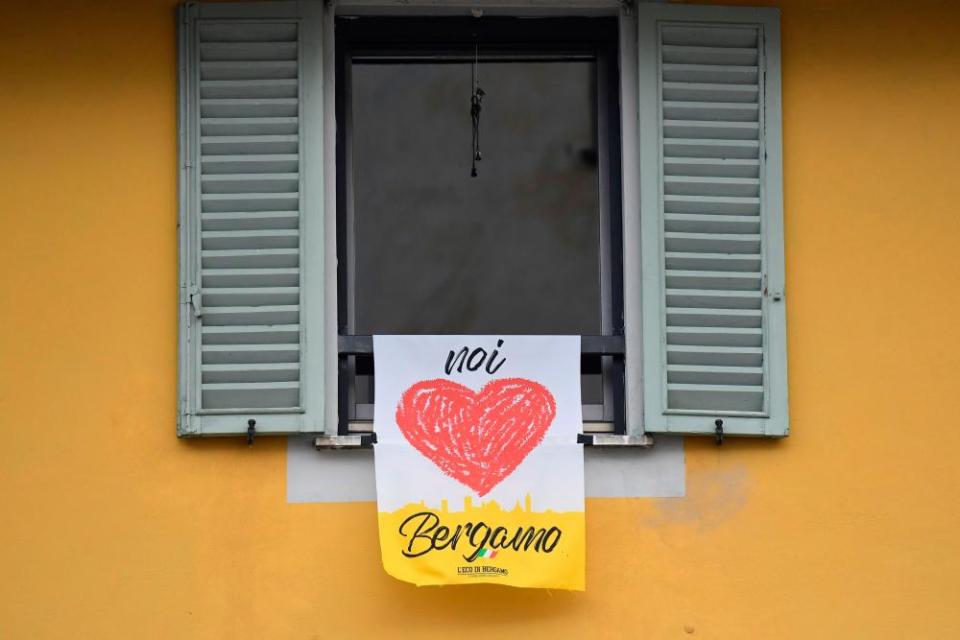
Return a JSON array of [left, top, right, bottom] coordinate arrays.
[[398, 510, 561, 562]]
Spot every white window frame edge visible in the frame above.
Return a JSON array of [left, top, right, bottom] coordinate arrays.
[[177, 1, 327, 436]]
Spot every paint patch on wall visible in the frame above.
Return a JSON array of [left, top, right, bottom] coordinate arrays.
[[640, 464, 749, 532]]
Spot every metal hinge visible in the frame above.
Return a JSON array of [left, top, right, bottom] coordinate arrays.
[[188, 285, 202, 318], [183, 1, 197, 24], [763, 274, 784, 302]]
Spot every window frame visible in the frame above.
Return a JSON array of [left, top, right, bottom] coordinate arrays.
[[332, 15, 628, 437], [177, 0, 785, 442]]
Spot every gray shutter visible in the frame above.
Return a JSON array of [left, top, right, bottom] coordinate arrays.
[[178, 1, 326, 436], [638, 4, 788, 437]]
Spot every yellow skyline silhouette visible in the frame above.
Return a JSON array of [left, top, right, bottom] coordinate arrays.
[[423, 493, 545, 515]]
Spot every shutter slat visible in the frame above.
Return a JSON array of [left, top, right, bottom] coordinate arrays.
[[200, 78, 298, 99], [662, 82, 759, 103], [199, 192, 299, 211], [201, 324, 300, 345], [200, 41, 298, 61], [200, 98, 299, 118], [202, 343, 300, 364], [665, 214, 760, 234], [661, 63, 758, 84], [664, 195, 761, 215], [666, 307, 761, 328], [200, 135, 298, 155], [667, 326, 763, 347], [202, 381, 300, 390], [665, 251, 761, 271], [201, 305, 300, 326], [663, 100, 759, 122], [201, 117, 299, 136], [662, 138, 760, 160], [200, 382, 300, 411], [202, 363, 300, 384], [667, 364, 763, 385], [201, 267, 299, 287], [661, 25, 759, 48], [666, 345, 763, 367], [661, 44, 758, 65], [202, 173, 300, 193], [668, 383, 763, 393], [198, 22, 297, 43], [665, 232, 761, 253], [665, 270, 761, 291], [201, 211, 300, 231], [664, 157, 760, 178], [202, 154, 299, 174], [664, 177, 759, 197], [201, 287, 299, 307], [665, 289, 762, 310], [667, 384, 764, 413], [201, 230, 299, 249], [201, 60, 298, 79], [663, 120, 759, 141], [201, 248, 299, 268]]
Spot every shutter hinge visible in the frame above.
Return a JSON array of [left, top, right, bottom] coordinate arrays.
[[247, 419, 256, 446], [188, 286, 203, 318], [183, 1, 197, 23], [763, 274, 784, 302], [715, 419, 724, 446]]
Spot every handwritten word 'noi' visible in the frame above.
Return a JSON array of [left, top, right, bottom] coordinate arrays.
[[398, 511, 561, 562], [445, 339, 507, 375]]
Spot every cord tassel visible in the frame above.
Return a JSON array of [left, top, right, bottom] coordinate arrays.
[[470, 44, 484, 177]]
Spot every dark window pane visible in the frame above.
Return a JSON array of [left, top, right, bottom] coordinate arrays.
[[350, 60, 601, 335]]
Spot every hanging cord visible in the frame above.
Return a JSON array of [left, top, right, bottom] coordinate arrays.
[[470, 43, 485, 178]]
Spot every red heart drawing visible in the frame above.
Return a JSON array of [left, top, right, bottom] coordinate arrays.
[[395, 378, 556, 496]]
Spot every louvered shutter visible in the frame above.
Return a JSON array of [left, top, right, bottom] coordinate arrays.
[[177, 1, 327, 436], [637, 4, 787, 436]]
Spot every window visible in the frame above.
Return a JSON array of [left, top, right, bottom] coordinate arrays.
[[177, 1, 788, 440], [335, 17, 625, 434]]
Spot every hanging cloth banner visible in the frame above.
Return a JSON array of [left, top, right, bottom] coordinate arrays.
[[374, 335, 585, 590]]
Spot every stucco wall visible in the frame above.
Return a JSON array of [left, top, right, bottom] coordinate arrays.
[[2, 0, 959, 637]]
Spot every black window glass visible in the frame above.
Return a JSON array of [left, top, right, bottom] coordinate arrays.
[[349, 60, 601, 335]]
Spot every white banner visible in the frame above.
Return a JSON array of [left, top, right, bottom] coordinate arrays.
[[374, 335, 585, 589]]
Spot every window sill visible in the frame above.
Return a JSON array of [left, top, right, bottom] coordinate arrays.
[[313, 433, 653, 449]]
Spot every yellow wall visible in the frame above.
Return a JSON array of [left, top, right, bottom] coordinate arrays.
[[2, 0, 959, 637]]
